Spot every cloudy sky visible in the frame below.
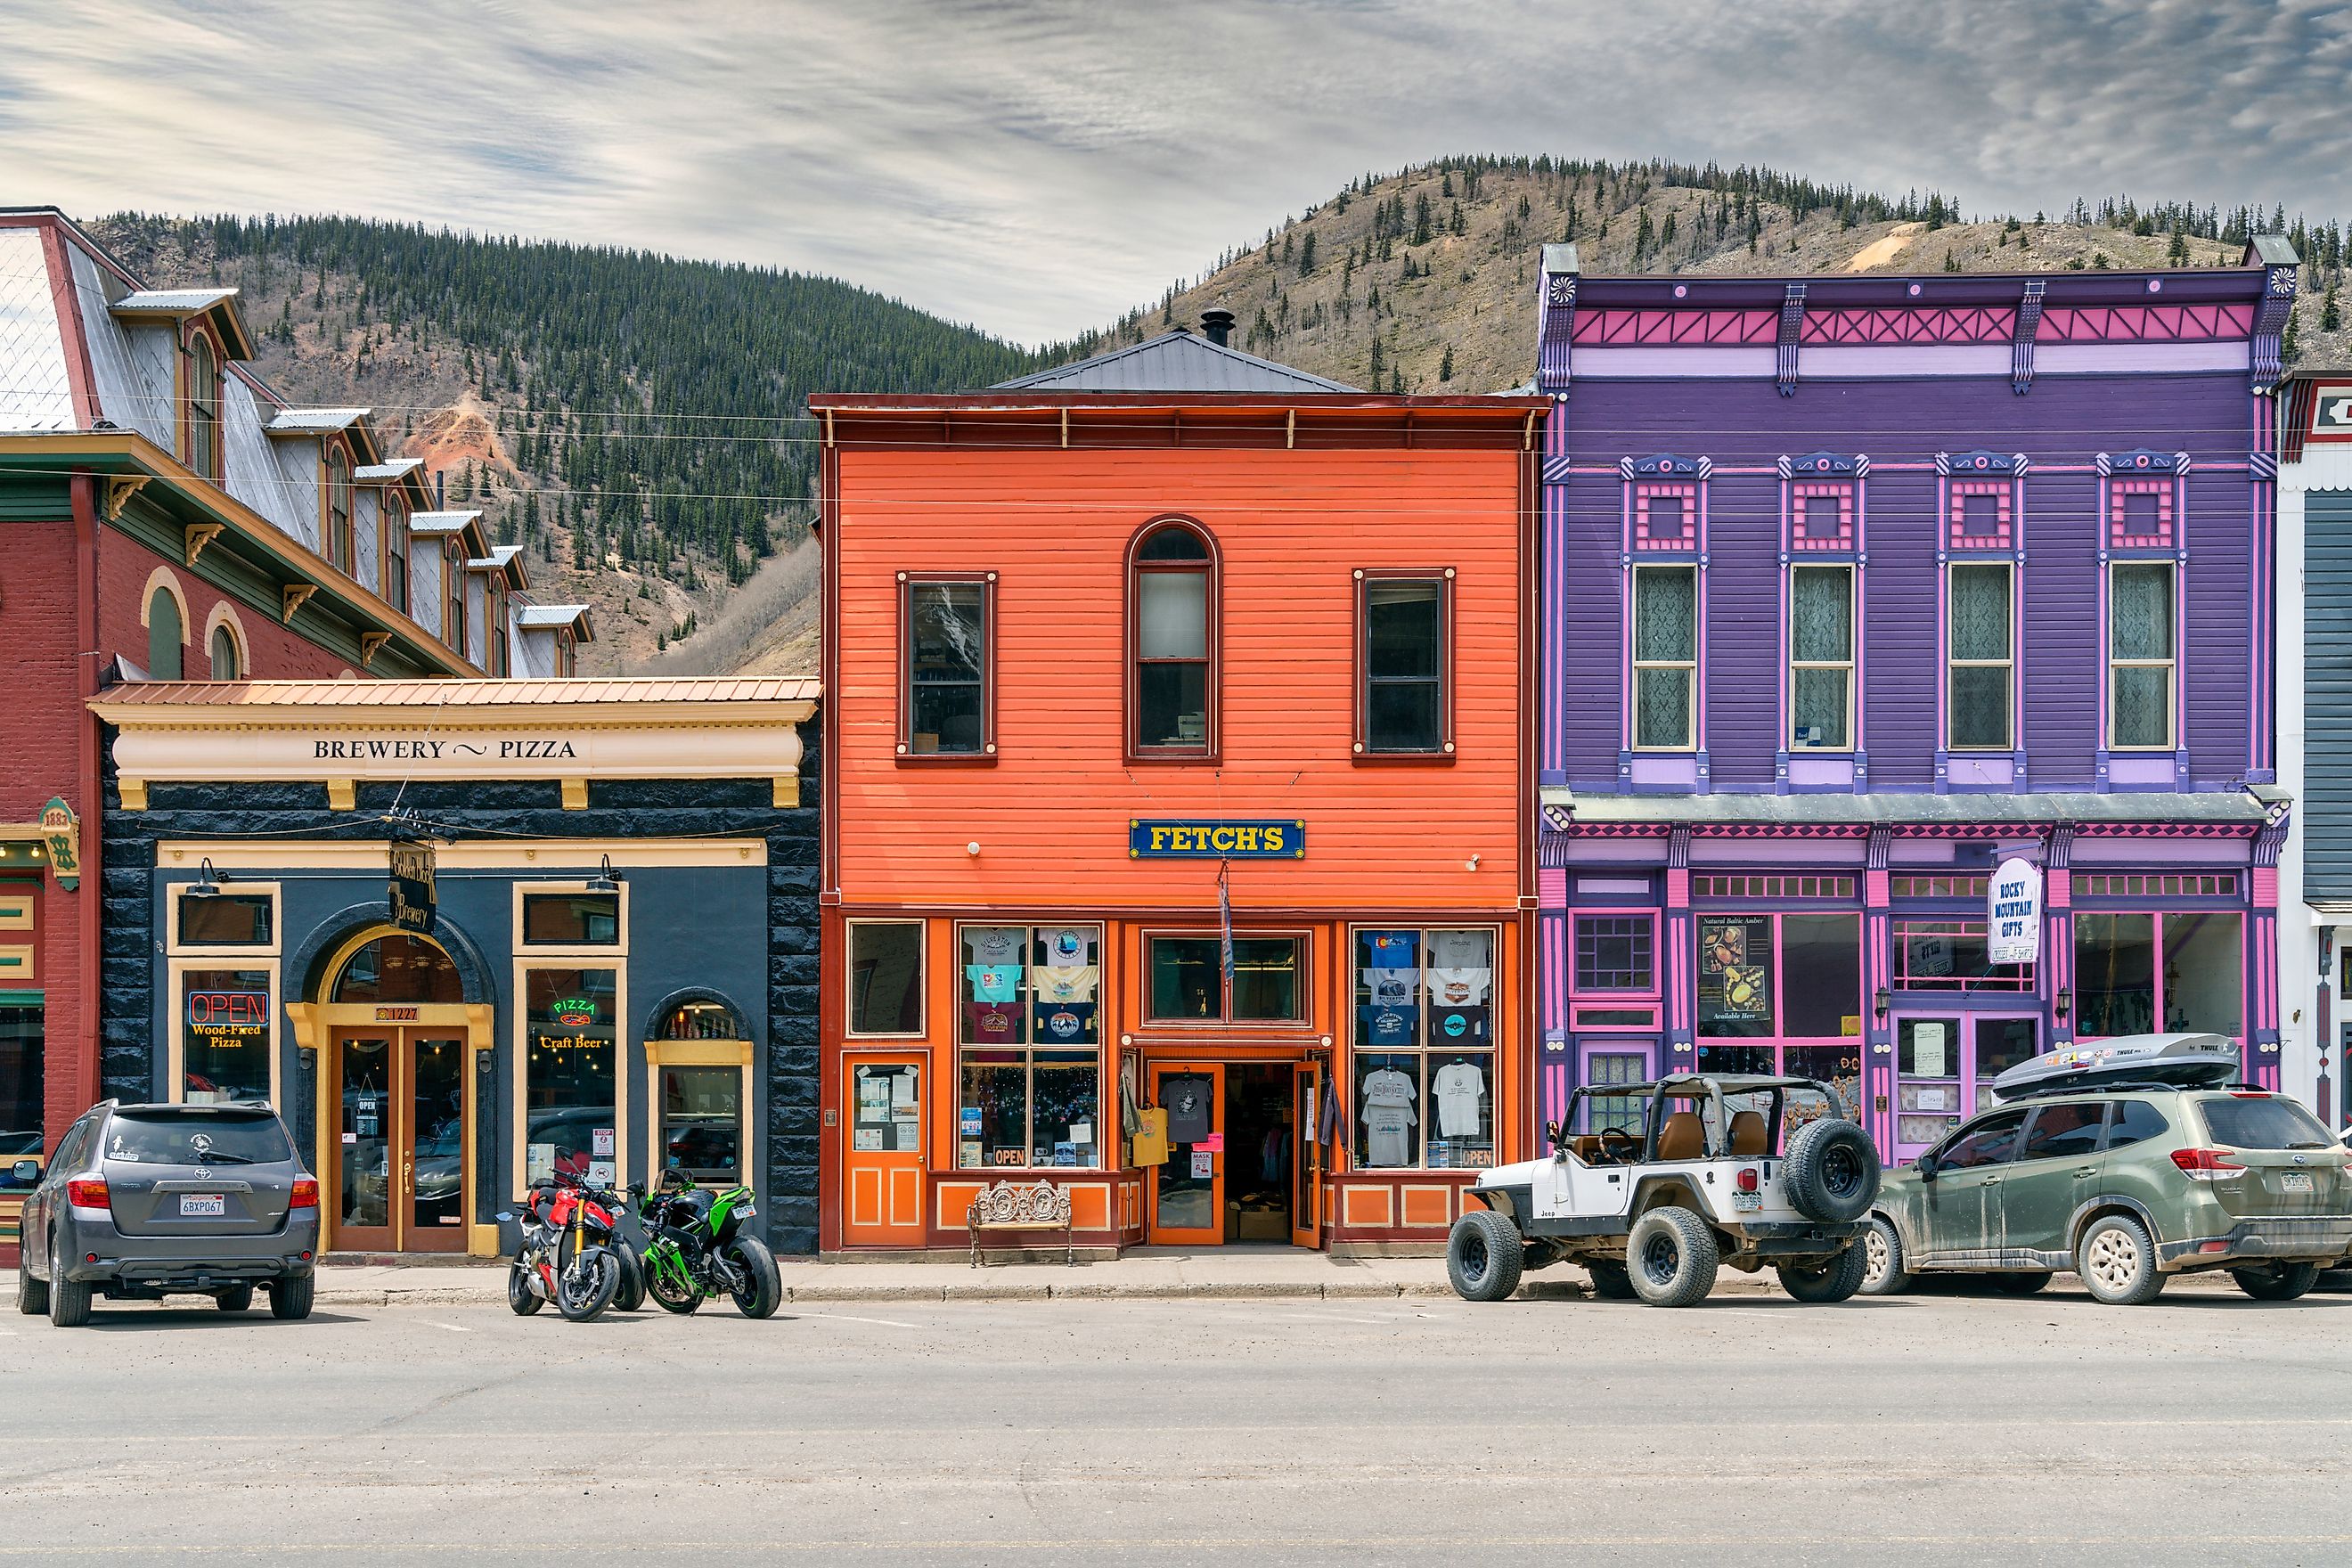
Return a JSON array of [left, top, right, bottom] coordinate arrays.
[[5, 0, 2350, 344]]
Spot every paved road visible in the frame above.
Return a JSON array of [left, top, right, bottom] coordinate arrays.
[[4, 1283, 2349, 1567]]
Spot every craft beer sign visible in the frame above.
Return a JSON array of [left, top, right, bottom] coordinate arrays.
[[1988, 856, 2042, 967]]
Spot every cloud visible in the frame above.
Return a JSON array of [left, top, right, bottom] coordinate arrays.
[[4, 0, 2348, 343]]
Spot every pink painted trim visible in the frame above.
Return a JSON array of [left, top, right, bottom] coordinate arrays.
[[2036, 303, 2253, 342], [1801, 304, 2015, 346]]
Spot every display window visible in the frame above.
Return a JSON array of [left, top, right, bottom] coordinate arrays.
[[1892, 919, 2034, 991], [953, 923, 1103, 1169], [167, 882, 282, 1107], [523, 967, 618, 1184], [648, 996, 751, 1187], [522, 892, 619, 945], [957, 923, 1102, 1046], [177, 892, 274, 950], [958, 1049, 1100, 1170], [1146, 932, 1303, 1023], [1350, 927, 1497, 1170], [1891, 1014, 2039, 1151], [1692, 910, 1863, 1128], [845, 919, 925, 1036], [2073, 911, 2242, 1040]]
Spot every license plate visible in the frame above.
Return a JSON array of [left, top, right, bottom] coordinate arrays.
[[2281, 1172, 2315, 1194], [1731, 1190, 1762, 1213], [179, 1194, 225, 1217]]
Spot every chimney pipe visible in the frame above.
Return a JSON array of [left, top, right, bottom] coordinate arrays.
[[1200, 307, 1235, 348]]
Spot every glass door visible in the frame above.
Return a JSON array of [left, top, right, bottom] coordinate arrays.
[[843, 1056, 927, 1246], [332, 1029, 470, 1252], [1147, 1063, 1224, 1245], [1893, 1013, 2040, 1159], [335, 1033, 396, 1252], [405, 1036, 468, 1253], [1291, 1062, 1322, 1249]]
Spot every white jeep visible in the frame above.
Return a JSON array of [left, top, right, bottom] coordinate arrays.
[[1447, 1073, 1881, 1307]]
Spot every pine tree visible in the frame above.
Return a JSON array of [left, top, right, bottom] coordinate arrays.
[[2283, 310, 2304, 364], [1298, 232, 1316, 276], [2325, 286, 2341, 334], [1439, 344, 1454, 382]]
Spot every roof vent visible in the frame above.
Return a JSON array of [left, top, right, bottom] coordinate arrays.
[[1200, 307, 1236, 348]]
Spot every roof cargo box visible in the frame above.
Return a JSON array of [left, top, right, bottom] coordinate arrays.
[[1989, 1033, 2238, 1101]]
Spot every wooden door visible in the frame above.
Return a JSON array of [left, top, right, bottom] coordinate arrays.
[[1147, 1063, 1224, 1245], [843, 1055, 927, 1246], [403, 1034, 469, 1254], [1291, 1061, 1323, 1249], [332, 1031, 398, 1252], [331, 1029, 470, 1254]]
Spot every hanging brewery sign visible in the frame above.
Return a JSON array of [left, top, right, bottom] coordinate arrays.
[[1987, 855, 2042, 967], [388, 840, 437, 935], [1128, 820, 1306, 859]]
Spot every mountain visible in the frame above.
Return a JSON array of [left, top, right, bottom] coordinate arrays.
[[87, 214, 1049, 672], [1089, 156, 2352, 394]]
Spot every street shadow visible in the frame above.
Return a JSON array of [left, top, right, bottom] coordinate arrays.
[[74, 1309, 370, 1330]]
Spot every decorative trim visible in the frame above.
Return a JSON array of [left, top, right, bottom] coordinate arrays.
[[281, 582, 316, 624], [1776, 283, 1807, 396], [1538, 252, 1579, 394], [104, 474, 151, 521], [559, 778, 589, 810], [182, 521, 225, 568], [2011, 279, 2046, 394], [356, 630, 391, 668], [323, 779, 355, 812], [2250, 265, 2299, 394]]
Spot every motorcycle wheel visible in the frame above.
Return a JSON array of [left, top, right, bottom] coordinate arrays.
[[554, 1245, 620, 1323], [612, 1245, 647, 1313], [724, 1236, 783, 1320], [645, 1251, 701, 1315], [508, 1262, 543, 1316]]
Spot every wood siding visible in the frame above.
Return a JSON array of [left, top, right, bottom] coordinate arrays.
[[832, 445, 1526, 908]]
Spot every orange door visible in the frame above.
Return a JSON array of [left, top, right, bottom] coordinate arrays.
[[1291, 1062, 1323, 1249], [843, 1055, 927, 1246], [1147, 1063, 1224, 1245]]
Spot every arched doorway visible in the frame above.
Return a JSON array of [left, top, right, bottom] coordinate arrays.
[[315, 930, 478, 1254]]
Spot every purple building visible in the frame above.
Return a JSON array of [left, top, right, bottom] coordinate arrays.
[[1532, 240, 2299, 1161]]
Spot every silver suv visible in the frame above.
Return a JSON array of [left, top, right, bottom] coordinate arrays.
[[15, 1101, 320, 1326]]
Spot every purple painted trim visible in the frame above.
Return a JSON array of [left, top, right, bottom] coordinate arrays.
[[2012, 279, 2046, 393], [2037, 342, 2250, 373], [1569, 347, 1777, 378], [1541, 395, 1570, 785], [2250, 264, 2297, 394], [1801, 346, 2013, 377], [1777, 284, 1807, 396]]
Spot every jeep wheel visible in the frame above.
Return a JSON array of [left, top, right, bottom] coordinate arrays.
[[1989, 1271, 2054, 1296], [2076, 1214, 2165, 1305], [1446, 1209, 1524, 1303], [1859, 1215, 1911, 1296], [2230, 1262, 2320, 1302], [1777, 1243, 1867, 1303], [1626, 1207, 1719, 1308], [1783, 1119, 1881, 1223], [1585, 1260, 1638, 1300]]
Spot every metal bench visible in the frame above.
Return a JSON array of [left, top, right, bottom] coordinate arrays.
[[966, 1180, 1074, 1267]]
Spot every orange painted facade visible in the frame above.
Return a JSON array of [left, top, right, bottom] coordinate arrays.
[[817, 393, 1541, 1255]]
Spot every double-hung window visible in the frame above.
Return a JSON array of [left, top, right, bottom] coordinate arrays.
[[1947, 563, 2013, 751], [901, 576, 992, 756], [187, 333, 221, 480], [383, 494, 410, 615], [1130, 522, 1216, 757], [1789, 565, 1852, 750], [1632, 565, 1696, 749], [1359, 571, 1450, 755], [2108, 562, 2176, 749], [325, 447, 353, 575]]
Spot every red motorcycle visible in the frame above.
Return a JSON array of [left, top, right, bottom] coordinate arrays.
[[499, 1172, 637, 1322]]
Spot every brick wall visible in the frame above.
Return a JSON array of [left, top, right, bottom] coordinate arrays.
[[98, 530, 355, 681]]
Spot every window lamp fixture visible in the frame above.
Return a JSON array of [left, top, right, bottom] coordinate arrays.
[[1873, 985, 1891, 1025], [186, 857, 225, 899], [2054, 987, 2071, 1022], [585, 854, 621, 895]]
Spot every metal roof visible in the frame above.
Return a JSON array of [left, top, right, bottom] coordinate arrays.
[[265, 407, 370, 435], [96, 678, 819, 706], [516, 604, 592, 629], [355, 458, 426, 481], [407, 510, 482, 534], [0, 226, 76, 432], [995, 328, 1359, 393], [470, 545, 524, 568], [1542, 788, 2278, 827], [110, 288, 239, 314]]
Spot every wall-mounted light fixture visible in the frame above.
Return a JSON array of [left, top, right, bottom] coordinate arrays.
[[2054, 987, 2072, 1022], [186, 857, 225, 899], [586, 854, 620, 894], [1873, 986, 1891, 1025]]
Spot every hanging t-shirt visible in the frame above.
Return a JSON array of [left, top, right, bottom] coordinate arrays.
[[1034, 964, 1099, 1003], [1433, 1059, 1487, 1138], [962, 1001, 1022, 1044], [1361, 931, 1420, 969], [1036, 926, 1093, 967], [966, 963, 1021, 1003], [1163, 1074, 1214, 1142], [1362, 1103, 1415, 1167], [1361, 968, 1417, 1006], [1032, 1000, 1098, 1044], [1430, 1004, 1489, 1044], [1427, 968, 1492, 1007], [1361, 1066, 1417, 1111], [1426, 931, 1494, 971], [964, 927, 1026, 965], [1359, 1004, 1418, 1048]]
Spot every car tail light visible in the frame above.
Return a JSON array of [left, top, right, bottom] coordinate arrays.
[[66, 1177, 109, 1209], [290, 1178, 319, 1211], [1734, 1168, 1760, 1193], [2229, 1091, 2270, 1100], [2170, 1147, 2245, 1181]]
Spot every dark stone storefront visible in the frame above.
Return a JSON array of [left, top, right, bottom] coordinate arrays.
[[90, 681, 822, 1254]]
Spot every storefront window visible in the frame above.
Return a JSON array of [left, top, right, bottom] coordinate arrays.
[[1695, 913, 1859, 1039], [1573, 916, 1654, 992], [959, 1049, 1098, 1169], [660, 1066, 741, 1182], [957, 925, 1103, 1169], [181, 967, 271, 1102], [331, 935, 463, 1004], [1, 1003, 44, 1166], [1893, 920, 2034, 991], [1780, 914, 1861, 1037], [846, 920, 923, 1035], [523, 892, 619, 945], [1352, 927, 1496, 1169], [525, 967, 617, 1184], [2073, 914, 2156, 1037], [1696, 915, 1774, 1038], [1147, 935, 1301, 1022], [178, 893, 273, 947], [2162, 913, 2243, 1036]]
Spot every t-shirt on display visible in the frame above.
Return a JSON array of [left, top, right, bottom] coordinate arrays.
[[966, 963, 1021, 1003], [1433, 1060, 1487, 1138], [1163, 1074, 1214, 1142]]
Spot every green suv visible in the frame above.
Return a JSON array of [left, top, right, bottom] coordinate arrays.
[[1860, 1033, 2352, 1305]]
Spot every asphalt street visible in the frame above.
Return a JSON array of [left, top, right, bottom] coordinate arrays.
[[4, 1283, 2349, 1567]]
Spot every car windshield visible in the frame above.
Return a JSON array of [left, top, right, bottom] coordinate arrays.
[[2197, 1096, 2332, 1150], [102, 1113, 291, 1166]]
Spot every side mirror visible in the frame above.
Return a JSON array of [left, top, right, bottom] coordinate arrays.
[[7, 1159, 38, 1188], [1915, 1155, 1939, 1182]]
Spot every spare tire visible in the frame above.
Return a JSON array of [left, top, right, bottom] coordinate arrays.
[[1782, 1119, 1880, 1223]]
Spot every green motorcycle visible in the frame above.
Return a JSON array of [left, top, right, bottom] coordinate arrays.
[[630, 1171, 781, 1319]]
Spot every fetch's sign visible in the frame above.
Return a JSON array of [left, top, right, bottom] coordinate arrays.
[[1987, 855, 2042, 967], [1129, 820, 1306, 859]]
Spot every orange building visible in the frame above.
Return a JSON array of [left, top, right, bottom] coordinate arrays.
[[814, 317, 1541, 1254]]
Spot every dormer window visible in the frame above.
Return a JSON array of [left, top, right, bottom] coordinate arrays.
[[382, 493, 410, 615], [186, 333, 221, 480], [486, 578, 510, 676], [324, 446, 353, 574], [444, 541, 467, 658], [554, 630, 575, 677]]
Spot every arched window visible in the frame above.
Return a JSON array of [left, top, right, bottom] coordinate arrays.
[[486, 580, 509, 676], [208, 622, 241, 679], [187, 334, 221, 480], [382, 492, 410, 615], [325, 446, 353, 574], [331, 933, 464, 1005], [1128, 520, 1217, 757], [147, 585, 184, 680], [445, 541, 467, 659]]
